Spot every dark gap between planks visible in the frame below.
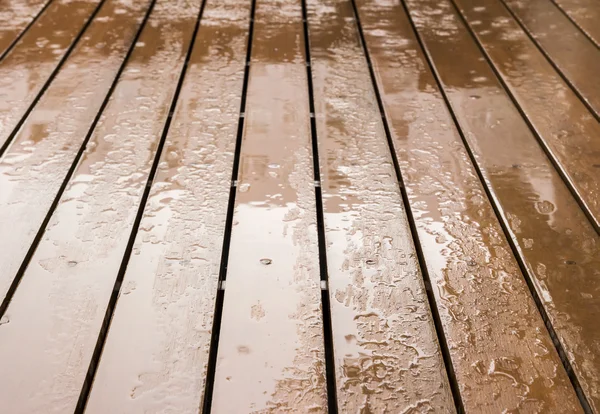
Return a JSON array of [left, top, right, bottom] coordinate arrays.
[[202, 0, 257, 411], [0, 0, 109, 157], [301, 0, 340, 410], [496, 0, 600, 123], [349, 0, 466, 411], [407, 0, 593, 411], [74, 0, 209, 410], [447, 0, 600, 237], [0, 0, 56, 63], [0, 0, 155, 319], [547, 0, 600, 49]]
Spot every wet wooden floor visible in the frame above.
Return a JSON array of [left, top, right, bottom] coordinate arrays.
[[0, 0, 598, 412]]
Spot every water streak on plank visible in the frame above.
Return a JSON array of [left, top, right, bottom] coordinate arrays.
[[405, 0, 600, 410], [211, 0, 328, 410], [0, 0, 150, 307], [0, 0, 51, 57], [354, 0, 583, 411], [452, 0, 600, 232], [85, 0, 251, 411], [0, 0, 103, 150], [501, 0, 600, 118], [552, 0, 600, 48], [0, 0, 201, 411], [307, 0, 455, 411]]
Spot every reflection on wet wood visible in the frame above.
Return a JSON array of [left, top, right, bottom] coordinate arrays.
[[0, 0, 201, 411], [85, 0, 251, 411], [0, 0, 50, 57], [552, 0, 600, 47], [210, 0, 328, 411], [354, 0, 582, 411], [453, 0, 600, 232], [500, 0, 600, 118], [405, 0, 600, 410], [0, 0, 598, 411], [0, 0, 103, 150], [307, 0, 455, 411], [0, 0, 150, 310]]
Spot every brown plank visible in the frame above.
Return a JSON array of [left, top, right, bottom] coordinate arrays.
[[404, 0, 600, 411], [306, 0, 455, 411], [501, 0, 600, 118], [0, 0, 104, 150], [0, 0, 150, 307], [0, 0, 201, 412], [354, 0, 583, 411], [452, 0, 600, 232], [0, 0, 50, 57], [552, 0, 600, 48], [210, 0, 327, 411], [84, 0, 251, 412]]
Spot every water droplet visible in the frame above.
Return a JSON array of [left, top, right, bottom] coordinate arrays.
[[237, 345, 250, 354], [565, 260, 576, 265], [260, 258, 272, 265], [68, 261, 78, 267], [535, 200, 555, 214], [366, 259, 376, 266]]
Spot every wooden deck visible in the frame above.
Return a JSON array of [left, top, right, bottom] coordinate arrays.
[[0, 0, 598, 412]]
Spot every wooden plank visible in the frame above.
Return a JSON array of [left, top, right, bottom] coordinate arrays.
[[404, 0, 600, 411], [0, 0, 102, 150], [501, 0, 600, 118], [0, 0, 150, 307], [0, 0, 201, 412], [354, 0, 583, 412], [84, 0, 251, 412], [0, 0, 50, 57], [452, 0, 600, 232], [306, 0, 455, 411], [552, 0, 600, 48], [210, 0, 328, 411]]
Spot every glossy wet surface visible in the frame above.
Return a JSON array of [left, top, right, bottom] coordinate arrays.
[[211, 0, 327, 410], [406, 0, 600, 410], [0, 0, 599, 412], [308, 0, 454, 411], [501, 0, 600, 119], [0, 0, 103, 151], [454, 0, 600, 233], [0, 0, 49, 57], [552, 0, 600, 48]]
